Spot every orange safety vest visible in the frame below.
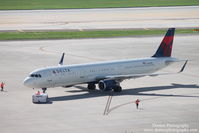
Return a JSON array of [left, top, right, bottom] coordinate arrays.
[[136, 99, 140, 104], [1, 83, 4, 88], [36, 91, 41, 95]]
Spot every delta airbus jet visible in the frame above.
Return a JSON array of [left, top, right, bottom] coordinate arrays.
[[23, 28, 187, 92]]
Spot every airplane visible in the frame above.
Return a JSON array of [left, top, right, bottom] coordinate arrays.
[[23, 28, 188, 93]]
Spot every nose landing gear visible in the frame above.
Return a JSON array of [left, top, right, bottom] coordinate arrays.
[[42, 88, 47, 93]]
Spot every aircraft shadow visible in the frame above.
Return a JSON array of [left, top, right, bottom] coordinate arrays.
[[49, 83, 199, 102], [120, 83, 199, 97]]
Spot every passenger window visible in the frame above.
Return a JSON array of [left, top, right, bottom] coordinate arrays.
[[30, 74, 42, 78]]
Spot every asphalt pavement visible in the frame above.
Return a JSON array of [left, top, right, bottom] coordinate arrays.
[[0, 6, 199, 31], [0, 34, 198, 133]]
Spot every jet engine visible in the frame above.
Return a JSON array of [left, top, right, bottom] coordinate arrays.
[[98, 80, 119, 91]]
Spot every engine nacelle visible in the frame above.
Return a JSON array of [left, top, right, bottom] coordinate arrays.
[[98, 80, 118, 91]]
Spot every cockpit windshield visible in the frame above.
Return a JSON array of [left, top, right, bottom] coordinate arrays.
[[30, 74, 42, 78]]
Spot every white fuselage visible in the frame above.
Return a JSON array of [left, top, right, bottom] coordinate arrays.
[[23, 57, 177, 89]]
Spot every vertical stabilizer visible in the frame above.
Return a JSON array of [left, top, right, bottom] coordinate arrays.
[[152, 28, 175, 57]]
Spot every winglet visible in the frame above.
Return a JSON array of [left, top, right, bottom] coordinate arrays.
[[58, 53, 65, 66], [179, 60, 188, 73]]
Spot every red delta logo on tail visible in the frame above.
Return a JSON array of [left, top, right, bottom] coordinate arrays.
[[152, 28, 175, 57]]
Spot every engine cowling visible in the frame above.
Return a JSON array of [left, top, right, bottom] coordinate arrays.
[[98, 80, 118, 91]]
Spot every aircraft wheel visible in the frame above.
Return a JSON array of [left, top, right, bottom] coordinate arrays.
[[113, 86, 122, 92], [87, 83, 96, 90], [42, 88, 47, 93]]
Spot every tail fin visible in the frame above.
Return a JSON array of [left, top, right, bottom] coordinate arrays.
[[152, 28, 175, 57]]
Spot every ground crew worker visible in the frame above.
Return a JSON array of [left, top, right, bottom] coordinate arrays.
[[36, 91, 41, 95], [1, 82, 5, 91], [135, 99, 140, 109]]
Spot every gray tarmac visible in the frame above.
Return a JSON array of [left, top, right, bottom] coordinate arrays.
[[0, 6, 199, 31], [0, 34, 199, 133]]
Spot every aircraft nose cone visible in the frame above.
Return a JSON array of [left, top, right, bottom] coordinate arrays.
[[23, 77, 33, 88]]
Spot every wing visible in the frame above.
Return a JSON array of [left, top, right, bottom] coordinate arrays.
[[96, 60, 188, 82]]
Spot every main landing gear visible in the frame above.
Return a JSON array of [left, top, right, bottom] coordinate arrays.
[[113, 86, 122, 92], [87, 83, 122, 92], [87, 83, 96, 90]]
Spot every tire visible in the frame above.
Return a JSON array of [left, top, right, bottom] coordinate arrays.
[[42, 88, 47, 93], [87, 83, 96, 90], [113, 86, 122, 92]]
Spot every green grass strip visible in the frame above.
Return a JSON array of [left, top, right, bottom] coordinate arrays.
[[0, 0, 199, 10], [0, 29, 198, 40]]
